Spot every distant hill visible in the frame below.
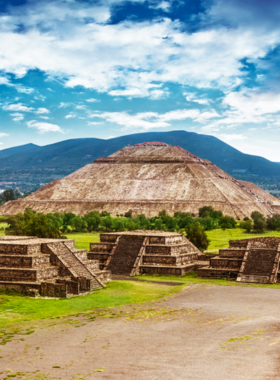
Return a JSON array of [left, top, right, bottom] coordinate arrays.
[[0, 143, 39, 160], [0, 131, 280, 191]]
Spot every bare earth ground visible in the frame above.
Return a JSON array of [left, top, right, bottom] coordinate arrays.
[[2, 284, 280, 380]]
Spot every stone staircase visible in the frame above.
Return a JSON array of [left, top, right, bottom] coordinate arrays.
[[89, 231, 208, 277], [44, 242, 103, 290], [0, 236, 111, 297], [107, 235, 145, 275], [198, 237, 280, 284]]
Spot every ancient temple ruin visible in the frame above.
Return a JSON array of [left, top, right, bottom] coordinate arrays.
[[198, 237, 280, 284], [0, 142, 278, 219], [89, 231, 208, 276], [0, 236, 110, 297]]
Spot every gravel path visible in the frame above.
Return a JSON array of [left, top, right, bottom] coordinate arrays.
[[1, 284, 280, 379]]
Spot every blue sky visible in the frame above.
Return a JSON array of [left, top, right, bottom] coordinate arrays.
[[0, 0, 280, 160]]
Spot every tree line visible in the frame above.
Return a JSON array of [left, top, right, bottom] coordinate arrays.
[[3, 206, 280, 251]]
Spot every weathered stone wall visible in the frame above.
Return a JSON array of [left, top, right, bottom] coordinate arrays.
[[142, 253, 197, 265], [140, 265, 194, 276], [243, 249, 277, 276], [229, 237, 280, 249], [219, 249, 246, 258], [0, 243, 41, 255], [0, 254, 50, 268], [210, 258, 242, 269]]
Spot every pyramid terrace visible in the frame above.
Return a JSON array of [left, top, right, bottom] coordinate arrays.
[[0, 236, 110, 297]]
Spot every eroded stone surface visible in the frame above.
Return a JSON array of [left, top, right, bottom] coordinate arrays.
[[0, 143, 277, 218], [0, 236, 110, 297]]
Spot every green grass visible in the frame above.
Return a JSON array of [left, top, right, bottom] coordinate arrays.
[[0, 223, 7, 236], [0, 281, 182, 328], [65, 232, 100, 250], [206, 228, 280, 251]]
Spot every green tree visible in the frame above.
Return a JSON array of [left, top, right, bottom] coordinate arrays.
[[155, 218, 163, 230], [219, 216, 236, 229], [199, 206, 214, 218], [3, 189, 16, 203], [83, 211, 101, 231], [254, 218, 267, 233], [186, 222, 210, 251], [6, 208, 63, 239], [251, 211, 265, 222], [266, 214, 280, 230]]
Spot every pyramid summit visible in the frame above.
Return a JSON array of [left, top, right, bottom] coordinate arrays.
[[0, 142, 278, 218]]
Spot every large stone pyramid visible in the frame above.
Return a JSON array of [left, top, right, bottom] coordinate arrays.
[[0, 142, 278, 218]]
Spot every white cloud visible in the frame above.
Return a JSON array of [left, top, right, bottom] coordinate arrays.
[[3, 103, 33, 112], [27, 120, 64, 133], [89, 108, 214, 130], [217, 133, 247, 142], [0, 77, 11, 86], [0, 1, 279, 100], [0, 76, 34, 94], [86, 98, 100, 103], [65, 113, 76, 119], [2, 103, 49, 115], [87, 121, 103, 125], [150, 1, 171, 12], [35, 107, 49, 114], [40, 116, 50, 119], [76, 105, 86, 110], [58, 102, 72, 108], [0, 133, 9, 138], [184, 92, 210, 105], [10, 112, 24, 122]]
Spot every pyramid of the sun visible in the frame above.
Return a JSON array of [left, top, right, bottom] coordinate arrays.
[[0, 142, 278, 218]]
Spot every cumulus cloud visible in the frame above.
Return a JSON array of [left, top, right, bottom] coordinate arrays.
[[27, 120, 64, 133]]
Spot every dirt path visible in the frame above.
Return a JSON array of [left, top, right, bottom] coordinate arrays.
[[1, 284, 280, 379]]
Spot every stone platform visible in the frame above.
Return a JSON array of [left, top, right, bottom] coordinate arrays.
[[89, 231, 208, 277], [0, 236, 110, 297], [198, 237, 280, 284]]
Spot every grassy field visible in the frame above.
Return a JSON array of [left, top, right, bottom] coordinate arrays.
[[0, 280, 183, 328], [206, 228, 280, 251], [65, 232, 100, 250]]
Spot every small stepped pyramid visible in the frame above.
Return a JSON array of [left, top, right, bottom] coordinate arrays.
[[89, 231, 209, 277], [0, 236, 111, 297], [198, 237, 280, 284]]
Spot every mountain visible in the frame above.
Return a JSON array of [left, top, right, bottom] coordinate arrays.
[[0, 143, 39, 160], [0, 131, 279, 191]]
